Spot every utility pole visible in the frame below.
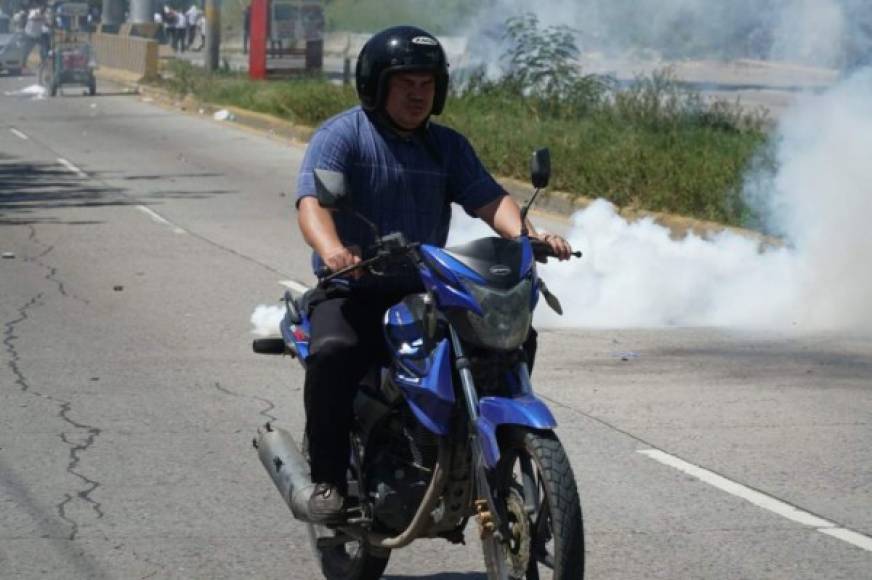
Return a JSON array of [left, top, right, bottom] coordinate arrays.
[[205, 0, 221, 72], [128, 0, 154, 24], [100, 0, 124, 31]]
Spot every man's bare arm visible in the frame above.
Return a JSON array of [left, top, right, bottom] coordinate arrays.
[[297, 197, 361, 274], [473, 195, 572, 260], [474, 195, 537, 238]]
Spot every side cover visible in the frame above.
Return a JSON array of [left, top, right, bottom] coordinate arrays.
[[384, 296, 455, 435], [279, 290, 311, 361]]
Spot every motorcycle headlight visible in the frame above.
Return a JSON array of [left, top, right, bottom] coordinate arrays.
[[452, 278, 533, 351]]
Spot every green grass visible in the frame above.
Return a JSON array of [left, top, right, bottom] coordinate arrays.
[[156, 60, 772, 227], [449, 107, 765, 224]]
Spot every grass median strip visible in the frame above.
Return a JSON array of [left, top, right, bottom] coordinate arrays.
[[153, 59, 772, 229]]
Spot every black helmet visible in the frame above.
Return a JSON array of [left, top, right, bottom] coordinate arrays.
[[355, 25, 449, 116]]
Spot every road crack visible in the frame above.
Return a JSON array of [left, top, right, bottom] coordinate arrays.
[[25, 225, 89, 305], [214, 381, 278, 423], [3, 226, 102, 541], [3, 293, 44, 392], [57, 402, 104, 540]]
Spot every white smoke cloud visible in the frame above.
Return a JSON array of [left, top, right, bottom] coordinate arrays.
[[753, 68, 872, 331], [446, 68, 872, 333], [462, 0, 870, 70], [770, 0, 846, 67], [251, 304, 285, 337], [260, 66, 871, 335]]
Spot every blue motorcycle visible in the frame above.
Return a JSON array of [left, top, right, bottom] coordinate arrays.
[[253, 149, 584, 579]]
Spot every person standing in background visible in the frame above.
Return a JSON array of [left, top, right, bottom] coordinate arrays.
[[40, 2, 51, 57], [185, 3, 200, 51], [153, 8, 165, 44], [22, 3, 48, 66], [13, 7, 27, 32], [171, 8, 186, 52], [194, 9, 205, 51]]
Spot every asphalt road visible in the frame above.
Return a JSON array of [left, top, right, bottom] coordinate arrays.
[[1, 72, 871, 580]]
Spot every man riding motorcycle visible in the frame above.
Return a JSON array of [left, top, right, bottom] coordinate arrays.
[[294, 25, 572, 524]]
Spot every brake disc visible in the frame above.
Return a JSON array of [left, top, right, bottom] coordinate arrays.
[[504, 487, 531, 578]]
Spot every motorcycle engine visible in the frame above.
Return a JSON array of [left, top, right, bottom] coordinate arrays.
[[364, 410, 439, 532]]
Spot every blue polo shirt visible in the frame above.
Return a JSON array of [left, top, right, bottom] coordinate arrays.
[[296, 106, 506, 289]]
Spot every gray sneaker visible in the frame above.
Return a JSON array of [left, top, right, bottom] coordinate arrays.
[[307, 483, 345, 524]]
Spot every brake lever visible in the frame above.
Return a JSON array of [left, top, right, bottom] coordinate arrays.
[[316, 240, 420, 284], [317, 254, 382, 284]]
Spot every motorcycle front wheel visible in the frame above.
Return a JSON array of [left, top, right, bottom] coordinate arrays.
[[483, 427, 584, 580]]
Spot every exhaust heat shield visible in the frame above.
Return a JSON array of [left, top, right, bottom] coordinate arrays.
[[254, 423, 315, 521]]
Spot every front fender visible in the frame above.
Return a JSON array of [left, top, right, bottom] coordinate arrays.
[[476, 394, 557, 468]]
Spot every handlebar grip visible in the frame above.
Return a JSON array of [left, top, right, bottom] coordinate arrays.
[[253, 338, 287, 355], [531, 239, 582, 260]]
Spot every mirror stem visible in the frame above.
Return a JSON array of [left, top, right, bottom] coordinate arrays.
[[352, 209, 382, 243], [519, 188, 541, 237]]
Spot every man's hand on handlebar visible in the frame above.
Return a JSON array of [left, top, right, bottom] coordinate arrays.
[[532, 232, 574, 262], [321, 245, 363, 279]]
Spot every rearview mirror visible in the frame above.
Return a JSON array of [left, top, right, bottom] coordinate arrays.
[[314, 169, 350, 209], [530, 148, 551, 189]]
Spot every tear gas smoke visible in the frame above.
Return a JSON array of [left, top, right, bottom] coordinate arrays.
[[447, 69, 872, 333], [251, 304, 285, 337], [464, 0, 871, 70]]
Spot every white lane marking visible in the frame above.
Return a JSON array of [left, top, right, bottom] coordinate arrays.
[[136, 205, 187, 234], [278, 280, 309, 294], [10, 128, 29, 140], [57, 158, 87, 177], [638, 449, 872, 553], [819, 528, 872, 552]]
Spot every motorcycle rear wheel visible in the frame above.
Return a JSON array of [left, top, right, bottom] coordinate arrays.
[[484, 427, 584, 580], [306, 524, 390, 580], [302, 433, 390, 580]]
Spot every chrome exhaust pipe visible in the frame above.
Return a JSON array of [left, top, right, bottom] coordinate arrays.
[[254, 423, 314, 521]]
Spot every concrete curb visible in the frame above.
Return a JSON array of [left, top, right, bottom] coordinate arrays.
[[96, 67, 774, 246]]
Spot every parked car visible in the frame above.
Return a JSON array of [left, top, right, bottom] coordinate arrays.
[[0, 31, 26, 75]]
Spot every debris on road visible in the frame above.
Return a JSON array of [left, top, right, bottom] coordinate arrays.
[[2, 252, 15, 259], [214, 109, 236, 121], [3, 84, 46, 99]]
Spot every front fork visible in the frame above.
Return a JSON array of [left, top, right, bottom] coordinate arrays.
[[448, 326, 510, 543]]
